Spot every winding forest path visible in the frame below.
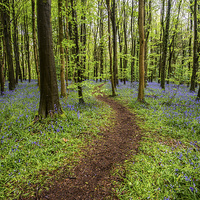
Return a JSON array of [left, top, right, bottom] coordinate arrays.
[[39, 85, 142, 200]]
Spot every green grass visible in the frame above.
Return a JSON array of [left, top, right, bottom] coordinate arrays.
[[105, 81, 200, 200], [0, 80, 112, 199]]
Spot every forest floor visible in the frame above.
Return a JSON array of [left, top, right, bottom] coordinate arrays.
[[38, 84, 142, 200]]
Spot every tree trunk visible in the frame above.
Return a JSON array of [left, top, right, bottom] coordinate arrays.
[[158, 0, 165, 84], [37, 0, 62, 118], [81, 0, 87, 81], [144, 0, 152, 87], [123, 0, 127, 85], [24, 11, 31, 82], [138, 0, 145, 102], [167, 0, 182, 84], [131, 0, 136, 83], [118, 24, 123, 82], [12, 0, 22, 84], [112, 0, 118, 87], [160, 0, 171, 90], [190, 0, 198, 92], [58, 0, 66, 97], [21, 23, 25, 81], [0, 21, 5, 95], [99, 0, 104, 82], [106, 0, 116, 96], [1, 0, 15, 90], [32, 0, 40, 87], [65, 0, 69, 87], [188, 9, 192, 87], [71, 0, 84, 104]]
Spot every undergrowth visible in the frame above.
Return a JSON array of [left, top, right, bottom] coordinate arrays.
[[105, 81, 200, 200], [0, 80, 111, 199]]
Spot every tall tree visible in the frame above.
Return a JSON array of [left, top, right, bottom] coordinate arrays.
[[24, 10, 31, 82], [71, 0, 84, 104], [144, 0, 152, 87], [12, 0, 22, 83], [58, 0, 67, 97], [160, 0, 171, 90], [37, 0, 62, 118], [188, 4, 193, 87], [190, 0, 198, 92], [21, 23, 25, 80], [0, 20, 5, 95], [123, 0, 128, 85], [99, 0, 104, 82], [80, 0, 87, 81], [167, 0, 182, 84], [130, 0, 136, 83], [138, 0, 145, 102], [158, 0, 165, 84], [32, 0, 40, 87], [112, 0, 118, 87], [106, 0, 116, 96], [1, 0, 15, 90], [65, 0, 69, 87]]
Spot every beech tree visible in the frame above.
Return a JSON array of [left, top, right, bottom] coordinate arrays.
[[106, 0, 116, 96], [190, 0, 198, 92], [1, 0, 15, 90], [37, 0, 62, 118], [32, 0, 40, 87], [12, 0, 22, 84], [58, 0, 66, 97], [138, 0, 145, 102], [0, 21, 4, 95], [71, 0, 84, 104], [160, 0, 171, 90]]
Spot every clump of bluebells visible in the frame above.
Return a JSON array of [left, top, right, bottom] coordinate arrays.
[[0, 80, 112, 199], [109, 81, 200, 200]]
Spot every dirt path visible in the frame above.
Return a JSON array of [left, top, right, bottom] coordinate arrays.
[[39, 89, 142, 200]]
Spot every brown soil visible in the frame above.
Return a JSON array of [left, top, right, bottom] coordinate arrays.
[[38, 87, 142, 200]]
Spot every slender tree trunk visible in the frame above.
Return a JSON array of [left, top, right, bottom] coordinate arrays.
[[71, 0, 84, 104], [122, 0, 127, 85], [138, 0, 145, 102], [167, 0, 181, 84], [1, 0, 15, 90], [21, 24, 25, 80], [106, 0, 116, 96], [37, 0, 62, 118], [188, 10, 192, 87], [158, 0, 165, 84], [131, 0, 136, 83], [12, 0, 21, 84], [58, 0, 66, 97], [65, 0, 69, 87], [160, 0, 171, 90], [144, 0, 152, 87], [32, 0, 40, 87], [81, 0, 87, 81], [24, 11, 31, 82], [190, 0, 198, 92], [112, 0, 118, 87], [118, 25, 123, 82], [0, 22, 5, 95], [99, 0, 104, 82]]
